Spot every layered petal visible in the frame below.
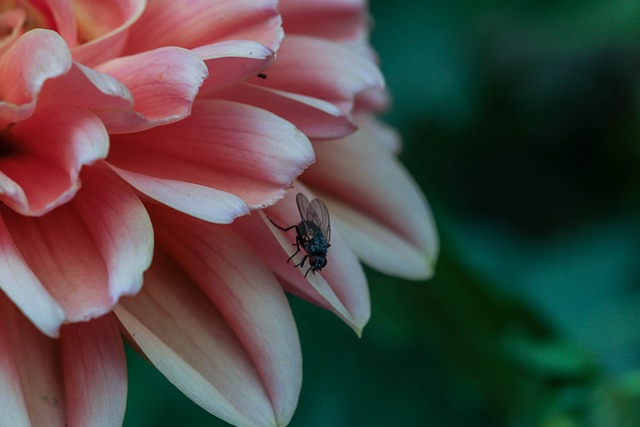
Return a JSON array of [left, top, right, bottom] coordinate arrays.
[[0, 163, 153, 337], [217, 83, 357, 139], [302, 127, 439, 279], [194, 40, 275, 96], [0, 293, 66, 425], [0, 8, 27, 57], [38, 0, 77, 47], [254, 35, 384, 114], [279, 0, 368, 42], [96, 46, 208, 133], [60, 314, 127, 427], [0, 296, 126, 427], [71, 0, 146, 66], [0, 29, 71, 125], [0, 106, 109, 216], [116, 205, 302, 426], [233, 192, 370, 334], [108, 100, 314, 222], [124, 0, 283, 54]]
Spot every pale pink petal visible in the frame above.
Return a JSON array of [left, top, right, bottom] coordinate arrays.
[[71, 0, 146, 66], [124, 0, 283, 54], [108, 100, 314, 216], [0, 163, 153, 332], [61, 314, 127, 427], [106, 167, 250, 223], [0, 311, 30, 426], [0, 9, 26, 56], [356, 85, 391, 112], [0, 293, 66, 425], [303, 131, 439, 279], [115, 223, 302, 427], [217, 83, 357, 139], [0, 216, 65, 338], [233, 195, 370, 334], [356, 113, 402, 154], [255, 35, 384, 113], [95, 47, 208, 133], [0, 29, 71, 125], [0, 106, 109, 216], [279, 0, 368, 42], [149, 204, 302, 425], [194, 40, 275, 96]]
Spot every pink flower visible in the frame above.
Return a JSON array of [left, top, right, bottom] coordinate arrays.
[[0, 1, 437, 426]]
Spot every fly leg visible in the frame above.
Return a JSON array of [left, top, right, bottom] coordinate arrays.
[[292, 235, 307, 266], [270, 218, 301, 264]]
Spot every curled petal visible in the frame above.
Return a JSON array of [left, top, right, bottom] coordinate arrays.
[[0, 163, 153, 336], [302, 128, 439, 279], [0, 29, 71, 125], [217, 83, 357, 139], [108, 100, 314, 220], [115, 207, 302, 427], [233, 198, 370, 334], [71, 0, 146, 66], [0, 106, 109, 216], [38, 61, 134, 114], [194, 40, 275, 96], [124, 0, 283, 54], [255, 35, 384, 113], [96, 47, 208, 133]]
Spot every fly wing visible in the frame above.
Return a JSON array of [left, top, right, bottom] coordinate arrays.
[[295, 192, 311, 235], [307, 198, 331, 243]]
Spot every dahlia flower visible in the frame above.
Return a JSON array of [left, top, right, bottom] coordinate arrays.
[[0, 0, 437, 426]]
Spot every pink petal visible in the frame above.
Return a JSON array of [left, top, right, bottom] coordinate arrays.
[[106, 167, 250, 224], [0, 106, 109, 216], [0, 293, 66, 425], [0, 295, 125, 426], [194, 40, 275, 96], [217, 83, 358, 139], [71, 0, 146, 66], [153, 204, 302, 424], [0, 163, 153, 335], [0, 9, 26, 57], [355, 113, 402, 154], [107, 99, 314, 217], [38, 61, 134, 113], [279, 0, 368, 42], [37, 0, 77, 47], [95, 46, 208, 133], [0, 217, 65, 338], [124, 0, 283, 54], [61, 314, 127, 427], [115, 209, 302, 427], [254, 35, 384, 114], [302, 129, 439, 279], [233, 193, 370, 334], [0, 29, 71, 125]]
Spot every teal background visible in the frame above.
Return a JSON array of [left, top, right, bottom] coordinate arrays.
[[123, 1, 640, 425]]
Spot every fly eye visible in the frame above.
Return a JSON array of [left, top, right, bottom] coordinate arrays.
[[310, 256, 326, 269]]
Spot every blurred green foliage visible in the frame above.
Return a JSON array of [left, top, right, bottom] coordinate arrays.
[[124, 1, 640, 426]]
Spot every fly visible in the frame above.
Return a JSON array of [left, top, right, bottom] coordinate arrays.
[[270, 193, 332, 277]]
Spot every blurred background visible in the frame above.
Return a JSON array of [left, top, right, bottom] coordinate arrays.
[[124, 1, 640, 425]]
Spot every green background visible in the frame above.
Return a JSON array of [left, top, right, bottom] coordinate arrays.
[[124, 1, 640, 425]]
